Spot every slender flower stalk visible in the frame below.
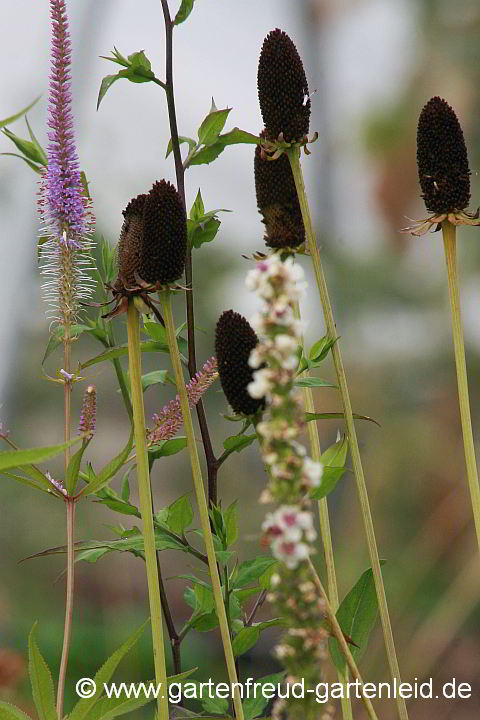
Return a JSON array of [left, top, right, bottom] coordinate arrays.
[[442, 221, 480, 550], [127, 303, 169, 720], [287, 145, 409, 720], [159, 291, 244, 720], [39, 3, 95, 716], [147, 358, 218, 444]]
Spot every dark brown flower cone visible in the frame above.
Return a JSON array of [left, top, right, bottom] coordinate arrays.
[[257, 28, 310, 143], [417, 96, 471, 214], [215, 310, 265, 416], [116, 193, 147, 288], [139, 180, 187, 285], [255, 131, 305, 248]]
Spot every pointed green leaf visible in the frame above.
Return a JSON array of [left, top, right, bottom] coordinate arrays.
[[232, 626, 260, 657], [66, 440, 89, 495], [28, 624, 57, 720], [165, 135, 197, 159], [294, 377, 337, 389], [201, 695, 229, 716], [1, 471, 51, 494], [329, 565, 385, 672], [216, 127, 262, 146], [0, 701, 32, 720], [82, 431, 133, 496], [198, 103, 231, 146], [233, 557, 277, 589], [80, 341, 169, 370], [310, 434, 348, 500], [2, 127, 47, 165], [0, 152, 43, 174], [305, 412, 380, 426], [69, 621, 148, 720], [165, 494, 193, 535], [309, 336, 336, 363], [190, 218, 221, 249], [190, 189, 205, 222], [42, 324, 90, 364], [223, 433, 256, 454], [0, 437, 82, 472], [187, 143, 225, 167], [243, 671, 285, 720], [0, 96, 41, 129], [225, 501, 238, 547], [174, 0, 195, 25], [25, 117, 47, 165], [148, 437, 187, 463], [97, 74, 121, 110], [141, 370, 167, 391]]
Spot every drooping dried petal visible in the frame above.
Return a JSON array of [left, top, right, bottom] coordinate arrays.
[[116, 193, 147, 288], [417, 96, 471, 214], [215, 310, 265, 416], [139, 180, 187, 285], [258, 28, 310, 143], [255, 132, 304, 248]]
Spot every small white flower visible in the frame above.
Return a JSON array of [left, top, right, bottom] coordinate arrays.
[[271, 537, 310, 569], [302, 458, 324, 487], [248, 368, 272, 398], [248, 347, 263, 368], [274, 334, 298, 353]]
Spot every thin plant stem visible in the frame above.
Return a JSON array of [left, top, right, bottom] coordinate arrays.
[[56, 497, 76, 720], [63, 334, 72, 475], [159, 0, 219, 506], [307, 558, 379, 720], [293, 300, 352, 720], [288, 146, 408, 720], [442, 220, 480, 550], [126, 302, 169, 720], [159, 290, 244, 720]]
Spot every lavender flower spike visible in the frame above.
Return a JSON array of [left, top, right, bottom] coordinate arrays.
[[148, 358, 218, 445], [38, 0, 95, 326]]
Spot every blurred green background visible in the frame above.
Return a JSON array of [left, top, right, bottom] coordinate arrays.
[[2, 0, 480, 718]]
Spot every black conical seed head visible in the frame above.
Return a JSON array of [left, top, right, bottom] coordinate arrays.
[[116, 193, 147, 288], [139, 180, 187, 285], [255, 135, 305, 249], [215, 310, 265, 416], [257, 28, 310, 143], [417, 96, 471, 214]]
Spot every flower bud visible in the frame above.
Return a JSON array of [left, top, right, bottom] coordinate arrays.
[[139, 180, 187, 285], [78, 385, 96, 438], [254, 132, 304, 248], [215, 310, 265, 416], [417, 96, 471, 214], [257, 28, 310, 142]]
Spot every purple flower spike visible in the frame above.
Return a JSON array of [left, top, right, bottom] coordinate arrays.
[[43, 0, 88, 243], [38, 0, 95, 328]]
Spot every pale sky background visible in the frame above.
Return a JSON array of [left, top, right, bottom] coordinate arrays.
[[0, 0, 416, 398]]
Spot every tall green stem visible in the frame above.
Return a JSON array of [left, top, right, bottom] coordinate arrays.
[[288, 147, 408, 720], [159, 290, 244, 720], [56, 497, 75, 720], [294, 301, 352, 720], [442, 220, 480, 550], [307, 559, 379, 720], [126, 302, 169, 720]]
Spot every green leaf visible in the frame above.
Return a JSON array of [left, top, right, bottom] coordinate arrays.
[[294, 377, 337, 389], [165, 135, 197, 159], [329, 565, 384, 673], [148, 437, 187, 464], [42, 324, 91, 365], [197, 100, 231, 146], [80, 341, 167, 370], [243, 672, 285, 720], [165, 494, 193, 535], [216, 127, 262, 147], [141, 370, 168, 391], [0, 701, 32, 720], [82, 431, 133, 496], [0, 437, 82, 473], [69, 622, 148, 720], [225, 501, 238, 547], [233, 557, 277, 589], [174, 0, 195, 25], [232, 626, 259, 657], [0, 471, 51, 494], [201, 695, 229, 716], [190, 217, 221, 249], [187, 143, 225, 167], [309, 336, 336, 363], [190, 188, 205, 222], [305, 412, 380, 426], [97, 74, 121, 110], [223, 433, 256, 454], [310, 434, 348, 500], [65, 440, 89, 495], [25, 117, 47, 165], [0, 96, 41, 129], [2, 127, 47, 166], [127, 50, 154, 77], [28, 624, 56, 720]]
